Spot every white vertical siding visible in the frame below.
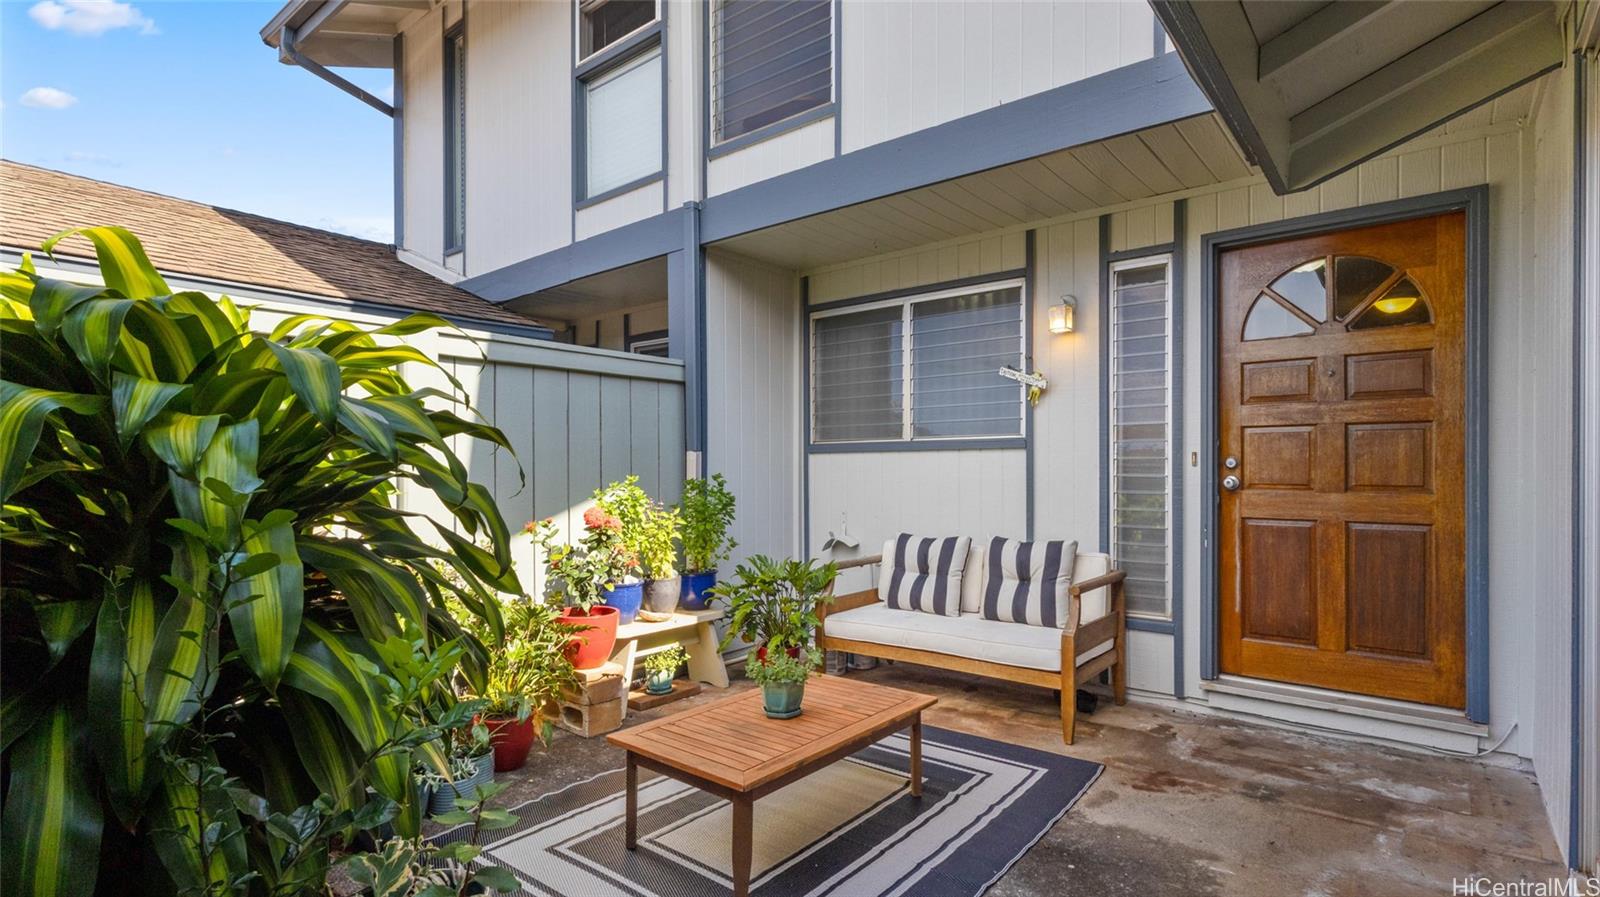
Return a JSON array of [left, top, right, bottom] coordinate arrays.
[[401, 5, 445, 263], [840, 0, 1156, 154], [1519, 62, 1576, 862], [706, 116, 835, 197], [463, 0, 573, 274], [574, 180, 666, 240], [807, 230, 1026, 303], [665, 0, 701, 209], [705, 250, 801, 565]]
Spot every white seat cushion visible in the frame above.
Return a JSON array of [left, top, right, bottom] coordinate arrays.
[[824, 604, 1112, 673]]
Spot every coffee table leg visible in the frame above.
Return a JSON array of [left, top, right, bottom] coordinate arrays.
[[731, 795, 753, 897], [910, 716, 923, 798], [625, 753, 637, 850]]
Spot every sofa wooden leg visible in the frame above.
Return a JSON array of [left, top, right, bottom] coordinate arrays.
[[1112, 656, 1127, 706], [1060, 677, 1077, 745]]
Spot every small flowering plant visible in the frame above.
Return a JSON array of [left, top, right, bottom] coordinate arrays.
[[528, 508, 641, 612]]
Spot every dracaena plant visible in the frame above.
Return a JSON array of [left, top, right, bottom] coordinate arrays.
[[0, 227, 526, 897]]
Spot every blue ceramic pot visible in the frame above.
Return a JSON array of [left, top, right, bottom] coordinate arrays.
[[679, 569, 717, 610], [602, 581, 643, 625], [645, 667, 674, 695], [762, 681, 806, 719], [427, 753, 494, 815]]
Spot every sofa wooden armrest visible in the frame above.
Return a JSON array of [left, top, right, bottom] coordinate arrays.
[[819, 588, 881, 621]]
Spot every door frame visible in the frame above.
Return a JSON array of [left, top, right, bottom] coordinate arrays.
[[1198, 186, 1490, 723]]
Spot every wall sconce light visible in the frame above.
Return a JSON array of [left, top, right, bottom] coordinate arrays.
[[1048, 296, 1076, 334]]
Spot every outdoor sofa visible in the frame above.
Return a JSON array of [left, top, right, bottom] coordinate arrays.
[[817, 535, 1127, 745]]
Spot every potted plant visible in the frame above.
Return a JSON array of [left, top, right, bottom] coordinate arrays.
[[424, 723, 495, 814], [532, 509, 638, 650], [713, 555, 839, 660], [458, 597, 582, 770], [678, 473, 738, 610], [747, 648, 819, 719], [596, 476, 681, 619], [641, 645, 688, 696]]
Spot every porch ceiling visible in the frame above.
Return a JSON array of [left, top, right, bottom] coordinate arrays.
[[504, 256, 667, 326], [711, 113, 1251, 271], [1150, 0, 1564, 194]]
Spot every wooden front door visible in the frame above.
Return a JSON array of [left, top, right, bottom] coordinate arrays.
[[1218, 212, 1466, 708]]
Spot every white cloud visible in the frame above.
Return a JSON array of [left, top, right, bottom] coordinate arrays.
[[29, 0, 157, 36], [20, 87, 78, 109]]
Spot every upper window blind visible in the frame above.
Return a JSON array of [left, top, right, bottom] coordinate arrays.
[[1109, 259, 1172, 619], [583, 45, 663, 198], [714, 0, 832, 143], [811, 281, 1025, 445]]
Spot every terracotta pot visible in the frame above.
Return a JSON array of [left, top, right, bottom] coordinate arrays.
[[479, 716, 537, 772], [560, 604, 620, 670]]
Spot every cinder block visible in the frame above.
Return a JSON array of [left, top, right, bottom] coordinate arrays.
[[563, 673, 625, 706], [558, 695, 624, 737]]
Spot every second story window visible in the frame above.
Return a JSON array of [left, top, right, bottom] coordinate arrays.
[[578, 0, 656, 63], [713, 0, 833, 144], [444, 24, 465, 253], [582, 44, 663, 199]]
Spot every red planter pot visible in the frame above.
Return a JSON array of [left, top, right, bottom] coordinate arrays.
[[560, 605, 620, 670], [479, 715, 537, 772]]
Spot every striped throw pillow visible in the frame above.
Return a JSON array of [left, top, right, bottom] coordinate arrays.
[[980, 537, 1079, 627], [877, 534, 971, 617]]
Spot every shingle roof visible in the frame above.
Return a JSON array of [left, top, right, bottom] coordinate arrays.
[[0, 160, 544, 331]]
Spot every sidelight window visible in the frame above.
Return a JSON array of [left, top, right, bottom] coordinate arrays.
[[1109, 257, 1173, 619]]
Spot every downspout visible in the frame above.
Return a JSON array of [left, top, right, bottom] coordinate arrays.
[[279, 24, 393, 117]]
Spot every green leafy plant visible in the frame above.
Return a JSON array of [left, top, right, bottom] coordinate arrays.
[[745, 648, 818, 687], [341, 782, 522, 896], [530, 510, 638, 611], [642, 644, 688, 677], [465, 598, 580, 731], [594, 475, 681, 579], [679, 473, 737, 573], [712, 555, 838, 655], [0, 227, 523, 896]]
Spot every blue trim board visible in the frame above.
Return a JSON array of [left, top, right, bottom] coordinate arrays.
[[1569, 49, 1586, 872], [1127, 617, 1175, 635], [573, 172, 664, 211], [666, 203, 707, 456], [1170, 198, 1187, 701], [699, 52, 1209, 243], [1025, 228, 1037, 541], [1097, 215, 1110, 555], [1195, 187, 1492, 724], [461, 206, 688, 302]]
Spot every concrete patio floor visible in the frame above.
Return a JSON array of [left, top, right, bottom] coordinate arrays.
[[502, 661, 1568, 897]]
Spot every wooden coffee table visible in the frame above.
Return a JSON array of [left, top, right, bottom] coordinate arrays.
[[606, 674, 937, 897]]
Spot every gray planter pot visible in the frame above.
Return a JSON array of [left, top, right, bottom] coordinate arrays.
[[643, 576, 680, 616], [427, 753, 494, 815], [761, 681, 806, 719]]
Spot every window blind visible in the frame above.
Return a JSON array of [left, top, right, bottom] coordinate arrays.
[[811, 305, 903, 442], [714, 0, 831, 142], [911, 288, 1024, 438], [1109, 261, 1171, 618], [584, 45, 662, 198]]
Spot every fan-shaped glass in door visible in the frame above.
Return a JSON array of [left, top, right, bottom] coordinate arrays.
[[1334, 256, 1396, 319], [1349, 276, 1432, 329], [1243, 293, 1315, 341], [1269, 259, 1328, 321]]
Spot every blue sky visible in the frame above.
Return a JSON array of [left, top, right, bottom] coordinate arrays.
[[2, 1, 397, 241]]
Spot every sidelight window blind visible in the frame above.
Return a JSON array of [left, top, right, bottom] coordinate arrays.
[[1108, 258, 1173, 619], [811, 281, 1025, 445], [713, 0, 832, 143]]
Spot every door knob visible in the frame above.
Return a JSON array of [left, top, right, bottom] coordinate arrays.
[[1222, 475, 1241, 491]]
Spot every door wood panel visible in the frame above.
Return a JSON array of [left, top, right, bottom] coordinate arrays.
[[1218, 212, 1467, 709]]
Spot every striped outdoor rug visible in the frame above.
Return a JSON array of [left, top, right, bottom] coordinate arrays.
[[442, 726, 1101, 897]]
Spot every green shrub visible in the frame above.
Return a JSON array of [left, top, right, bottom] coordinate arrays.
[[0, 228, 524, 896], [679, 473, 737, 573], [712, 555, 838, 654], [745, 648, 818, 686]]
